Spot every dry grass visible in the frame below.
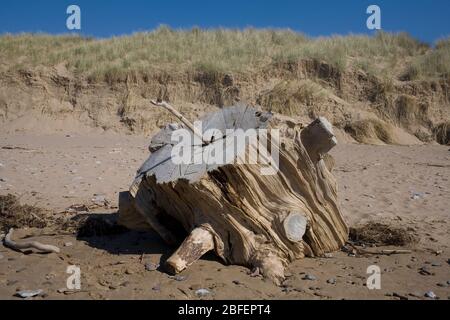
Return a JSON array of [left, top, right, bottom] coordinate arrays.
[[433, 122, 450, 145], [344, 119, 395, 144], [0, 27, 437, 82], [257, 79, 328, 116], [0, 194, 47, 232], [349, 222, 418, 246], [402, 37, 450, 80]]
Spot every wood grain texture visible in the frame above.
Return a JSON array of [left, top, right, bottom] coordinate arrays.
[[119, 106, 348, 285]]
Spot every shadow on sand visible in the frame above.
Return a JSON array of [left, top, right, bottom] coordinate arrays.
[[74, 212, 222, 272]]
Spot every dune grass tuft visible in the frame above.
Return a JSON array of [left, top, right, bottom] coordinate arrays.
[[0, 27, 442, 82]]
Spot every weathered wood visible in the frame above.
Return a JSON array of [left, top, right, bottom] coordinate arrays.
[[150, 100, 209, 145], [165, 226, 215, 274], [119, 105, 348, 285], [3, 228, 60, 254], [283, 212, 308, 243], [300, 116, 337, 161]]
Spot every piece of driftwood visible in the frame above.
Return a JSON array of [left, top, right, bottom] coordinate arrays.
[[345, 243, 412, 256], [150, 100, 209, 145], [3, 228, 60, 254], [119, 103, 348, 285]]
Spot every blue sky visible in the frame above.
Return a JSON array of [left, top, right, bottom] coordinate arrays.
[[0, 0, 449, 43]]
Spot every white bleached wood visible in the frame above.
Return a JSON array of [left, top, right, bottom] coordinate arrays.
[[4, 228, 60, 254], [165, 227, 215, 274]]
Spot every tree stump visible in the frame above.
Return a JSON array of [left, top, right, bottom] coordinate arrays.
[[119, 104, 348, 285]]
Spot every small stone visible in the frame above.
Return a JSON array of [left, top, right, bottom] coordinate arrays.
[[232, 280, 241, 285], [169, 275, 187, 281], [248, 267, 260, 277], [144, 262, 160, 271], [437, 282, 448, 288], [323, 253, 334, 258], [326, 278, 336, 285], [411, 192, 424, 200], [195, 288, 211, 297], [419, 266, 433, 276], [15, 289, 43, 298], [64, 242, 73, 247], [302, 274, 317, 281], [125, 269, 134, 275], [431, 262, 442, 267], [392, 292, 408, 300], [424, 291, 437, 299], [447, 280, 450, 285], [152, 284, 161, 291]]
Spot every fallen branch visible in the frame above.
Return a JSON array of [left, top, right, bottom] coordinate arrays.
[[150, 99, 209, 145], [3, 228, 60, 254], [346, 243, 411, 256]]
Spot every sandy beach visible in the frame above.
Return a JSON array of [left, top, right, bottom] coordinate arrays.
[[1, 131, 449, 300]]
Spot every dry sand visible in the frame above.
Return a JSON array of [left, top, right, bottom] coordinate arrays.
[[0, 131, 449, 300]]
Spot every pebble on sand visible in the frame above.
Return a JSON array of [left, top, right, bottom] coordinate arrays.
[[411, 192, 424, 200], [424, 291, 437, 299], [327, 278, 336, 285], [419, 266, 434, 276], [144, 262, 160, 271], [431, 262, 441, 267], [169, 275, 187, 281], [302, 274, 317, 281], [195, 288, 211, 297], [15, 289, 44, 299], [152, 284, 161, 291]]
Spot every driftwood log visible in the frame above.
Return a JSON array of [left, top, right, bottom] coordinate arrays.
[[119, 103, 348, 285], [3, 228, 60, 254]]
